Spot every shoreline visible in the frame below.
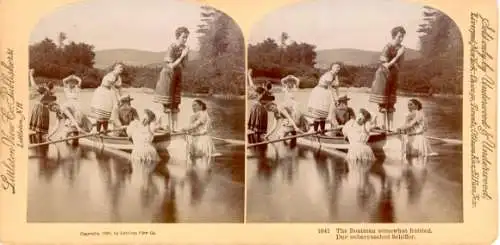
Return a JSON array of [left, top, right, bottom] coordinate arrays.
[[263, 86, 463, 99], [32, 86, 461, 100], [31, 86, 246, 100]]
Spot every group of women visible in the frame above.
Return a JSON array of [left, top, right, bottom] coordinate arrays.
[[29, 26, 214, 173], [247, 26, 436, 194]]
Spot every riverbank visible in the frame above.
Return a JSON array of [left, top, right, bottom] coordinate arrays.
[[253, 85, 462, 99], [30, 86, 246, 100]]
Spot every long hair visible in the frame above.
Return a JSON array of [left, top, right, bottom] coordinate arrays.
[[143, 109, 156, 125], [359, 108, 372, 122]]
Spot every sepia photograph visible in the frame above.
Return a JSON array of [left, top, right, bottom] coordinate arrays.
[[27, 0, 245, 223], [246, 0, 463, 223]]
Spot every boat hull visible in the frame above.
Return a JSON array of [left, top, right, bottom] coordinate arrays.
[[297, 131, 403, 160], [299, 132, 386, 149], [80, 132, 172, 151]]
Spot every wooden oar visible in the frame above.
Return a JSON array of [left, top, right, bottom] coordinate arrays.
[[212, 137, 245, 145], [28, 127, 127, 149], [426, 136, 462, 144], [247, 128, 340, 148], [371, 129, 462, 144]]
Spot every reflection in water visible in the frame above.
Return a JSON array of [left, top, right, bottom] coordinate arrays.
[[28, 143, 243, 223], [246, 91, 462, 223], [153, 179, 177, 223], [28, 94, 244, 223], [247, 141, 462, 223]]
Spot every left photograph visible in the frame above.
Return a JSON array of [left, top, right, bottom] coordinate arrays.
[[27, 0, 245, 223]]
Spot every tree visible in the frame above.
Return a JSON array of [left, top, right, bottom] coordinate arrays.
[[247, 37, 317, 79], [416, 6, 463, 94], [29, 35, 100, 87], [58, 32, 67, 49], [280, 32, 289, 65], [194, 5, 245, 94]]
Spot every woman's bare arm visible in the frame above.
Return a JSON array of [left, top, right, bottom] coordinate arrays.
[[62, 75, 82, 86], [280, 107, 303, 133], [166, 45, 189, 69], [264, 114, 279, 139], [387, 46, 405, 68]]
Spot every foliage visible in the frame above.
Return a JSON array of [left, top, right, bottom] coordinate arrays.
[[29, 8, 246, 96], [194, 6, 245, 95], [248, 36, 318, 79]]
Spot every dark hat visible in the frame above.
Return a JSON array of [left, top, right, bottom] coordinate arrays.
[[258, 92, 275, 102], [255, 86, 265, 94], [337, 95, 350, 102], [40, 94, 57, 104]]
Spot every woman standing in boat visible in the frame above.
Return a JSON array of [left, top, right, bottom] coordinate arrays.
[[369, 26, 406, 131], [397, 99, 437, 162], [154, 26, 190, 132], [342, 108, 376, 195], [181, 99, 214, 169], [90, 62, 124, 134], [307, 62, 341, 134], [29, 68, 58, 143]]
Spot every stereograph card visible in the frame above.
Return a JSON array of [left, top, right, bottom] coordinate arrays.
[[0, 0, 497, 244]]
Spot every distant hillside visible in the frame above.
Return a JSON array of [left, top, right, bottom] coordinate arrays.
[[315, 48, 421, 68], [94, 49, 200, 69]]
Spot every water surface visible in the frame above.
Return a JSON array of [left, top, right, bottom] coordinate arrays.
[[28, 90, 245, 223], [246, 90, 463, 223]]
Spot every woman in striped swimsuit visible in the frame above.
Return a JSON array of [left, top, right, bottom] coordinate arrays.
[[29, 69, 58, 143], [247, 92, 275, 144], [307, 62, 341, 134], [90, 63, 124, 134], [153, 27, 190, 132], [369, 26, 406, 131]]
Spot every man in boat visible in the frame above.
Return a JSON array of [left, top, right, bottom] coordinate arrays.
[[116, 94, 139, 136], [330, 95, 355, 136]]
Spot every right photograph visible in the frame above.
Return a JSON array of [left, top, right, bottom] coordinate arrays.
[[246, 0, 463, 223]]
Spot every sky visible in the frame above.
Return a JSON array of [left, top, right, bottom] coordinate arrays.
[[248, 0, 426, 51], [29, 0, 204, 52]]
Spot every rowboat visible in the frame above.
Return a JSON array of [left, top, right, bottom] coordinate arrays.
[[297, 131, 387, 151], [62, 114, 169, 150], [80, 130, 173, 151]]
